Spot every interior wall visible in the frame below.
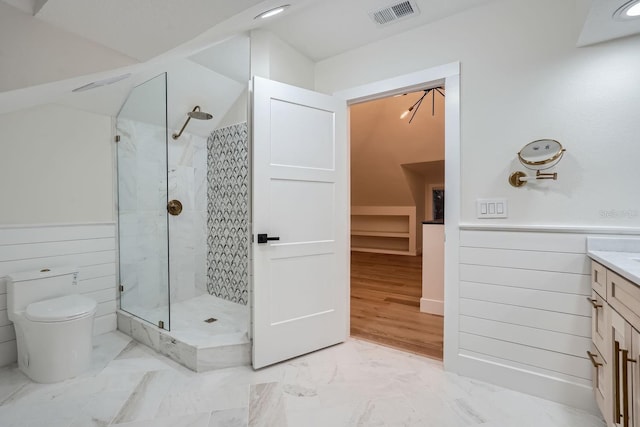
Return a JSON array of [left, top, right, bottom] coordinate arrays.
[[250, 30, 315, 90], [0, 103, 114, 225], [350, 94, 444, 207], [316, 0, 640, 228]]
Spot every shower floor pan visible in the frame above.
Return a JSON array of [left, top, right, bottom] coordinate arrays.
[[117, 294, 250, 372]]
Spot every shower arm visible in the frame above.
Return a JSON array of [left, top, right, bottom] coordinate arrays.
[[172, 106, 201, 140]]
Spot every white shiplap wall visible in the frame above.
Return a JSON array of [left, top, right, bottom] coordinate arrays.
[[0, 223, 117, 367], [456, 229, 595, 411]]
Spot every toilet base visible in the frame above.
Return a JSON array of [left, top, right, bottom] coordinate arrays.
[[13, 312, 96, 383]]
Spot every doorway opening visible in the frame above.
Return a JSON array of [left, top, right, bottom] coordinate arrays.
[[348, 87, 445, 360]]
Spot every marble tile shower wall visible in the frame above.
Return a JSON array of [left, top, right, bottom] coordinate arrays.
[[117, 118, 208, 311], [168, 131, 208, 302], [207, 122, 249, 305]]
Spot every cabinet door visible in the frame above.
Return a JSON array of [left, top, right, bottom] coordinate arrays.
[[593, 261, 607, 298], [632, 328, 640, 427], [592, 290, 611, 362], [612, 310, 634, 427], [589, 343, 611, 426]]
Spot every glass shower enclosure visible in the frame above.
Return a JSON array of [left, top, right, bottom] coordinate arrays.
[[116, 73, 170, 330]]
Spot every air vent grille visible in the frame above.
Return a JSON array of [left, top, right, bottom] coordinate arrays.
[[392, 1, 414, 18], [369, 1, 420, 26]]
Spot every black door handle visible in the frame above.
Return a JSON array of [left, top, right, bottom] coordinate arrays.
[[257, 234, 280, 244]]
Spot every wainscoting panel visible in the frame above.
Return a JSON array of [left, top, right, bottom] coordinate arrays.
[[457, 228, 598, 412], [0, 223, 117, 367]]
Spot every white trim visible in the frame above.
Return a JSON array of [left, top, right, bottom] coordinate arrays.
[[334, 62, 461, 374], [457, 353, 598, 415], [0, 222, 116, 230], [334, 62, 460, 105], [460, 223, 640, 235], [443, 73, 460, 373], [420, 298, 444, 316]]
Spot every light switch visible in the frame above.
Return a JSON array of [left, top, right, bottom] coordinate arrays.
[[476, 199, 508, 219]]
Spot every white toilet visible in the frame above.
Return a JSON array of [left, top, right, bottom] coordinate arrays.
[[6, 267, 97, 383]]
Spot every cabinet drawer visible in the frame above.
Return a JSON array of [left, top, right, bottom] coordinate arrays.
[[607, 271, 640, 332], [588, 344, 610, 426], [592, 261, 607, 299], [590, 290, 610, 362]]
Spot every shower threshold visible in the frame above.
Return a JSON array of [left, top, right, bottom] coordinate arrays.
[[117, 294, 250, 372]]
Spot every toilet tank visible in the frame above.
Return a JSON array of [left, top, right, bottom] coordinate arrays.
[[6, 267, 79, 317]]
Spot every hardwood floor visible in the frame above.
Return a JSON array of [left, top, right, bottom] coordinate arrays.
[[350, 251, 444, 360]]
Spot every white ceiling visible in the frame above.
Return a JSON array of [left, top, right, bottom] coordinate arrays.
[[34, 0, 265, 61], [0, 0, 639, 118], [263, 0, 495, 61], [578, 0, 640, 46]]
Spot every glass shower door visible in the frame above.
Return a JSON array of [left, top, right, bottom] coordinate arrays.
[[116, 73, 170, 330]]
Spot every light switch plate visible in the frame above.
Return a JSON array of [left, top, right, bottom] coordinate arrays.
[[477, 198, 508, 219]]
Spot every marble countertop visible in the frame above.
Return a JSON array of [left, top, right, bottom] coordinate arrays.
[[587, 237, 640, 285]]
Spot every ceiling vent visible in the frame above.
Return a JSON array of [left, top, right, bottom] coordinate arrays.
[[369, 0, 420, 26]]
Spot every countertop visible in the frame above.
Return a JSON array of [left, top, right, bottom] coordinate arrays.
[[422, 220, 444, 225], [587, 237, 640, 285]]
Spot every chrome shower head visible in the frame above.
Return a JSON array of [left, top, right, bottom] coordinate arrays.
[[172, 106, 212, 140]]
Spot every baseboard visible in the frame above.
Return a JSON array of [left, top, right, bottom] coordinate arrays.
[[457, 352, 599, 415], [420, 298, 444, 315], [0, 340, 17, 367], [94, 313, 117, 336]]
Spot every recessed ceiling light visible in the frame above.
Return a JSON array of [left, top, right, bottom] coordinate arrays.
[[72, 73, 131, 93], [254, 4, 290, 20], [613, 0, 640, 21]]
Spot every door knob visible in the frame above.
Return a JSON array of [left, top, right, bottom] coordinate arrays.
[[257, 234, 280, 244], [167, 200, 183, 216]]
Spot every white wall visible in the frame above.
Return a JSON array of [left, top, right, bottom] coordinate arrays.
[[315, 0, 640, 411], [0, 104, 114, 225], [457, 228, 594, 411], [0, 224, 118, 367], [316, 0, 640, 228], [250, 30, 315, 90]]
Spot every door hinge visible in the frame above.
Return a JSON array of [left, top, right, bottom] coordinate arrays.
[[158, 320, 165, 329], [115, 135, 121, 143], [119, 284, 124, 292]]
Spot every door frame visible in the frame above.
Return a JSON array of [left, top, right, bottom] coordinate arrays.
[[334, 61, 461, 372]]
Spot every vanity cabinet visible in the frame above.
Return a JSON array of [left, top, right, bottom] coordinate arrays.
[[591, 261, 640, 427]]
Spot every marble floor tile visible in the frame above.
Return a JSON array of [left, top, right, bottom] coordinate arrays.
[[248, 382, 287, 427], [209, 408, 249, 427], [0, 332, 605, 427], [112, 411, 212, 427]]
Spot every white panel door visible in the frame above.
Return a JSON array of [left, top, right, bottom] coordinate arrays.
[[252, 76, 348, 369]]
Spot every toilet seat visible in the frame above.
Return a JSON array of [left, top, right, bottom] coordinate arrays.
[[25, 294, 97, 323]]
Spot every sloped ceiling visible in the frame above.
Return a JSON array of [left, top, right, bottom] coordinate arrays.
[[34, 0, 263, 61], [263, 0, 496, 61], [0, 0, 638, 119]]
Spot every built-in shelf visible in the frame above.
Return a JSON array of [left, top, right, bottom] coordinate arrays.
[[351, 206, 416, 256], [351, 230, 410, 238]]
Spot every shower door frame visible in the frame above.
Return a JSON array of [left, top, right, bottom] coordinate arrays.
[[115, 72, 171, 331]]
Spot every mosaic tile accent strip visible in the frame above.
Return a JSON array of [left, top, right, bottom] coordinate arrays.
[[206, 122, 249, 305]]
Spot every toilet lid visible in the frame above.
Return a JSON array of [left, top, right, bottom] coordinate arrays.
[[25, 294, 97, 323]]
